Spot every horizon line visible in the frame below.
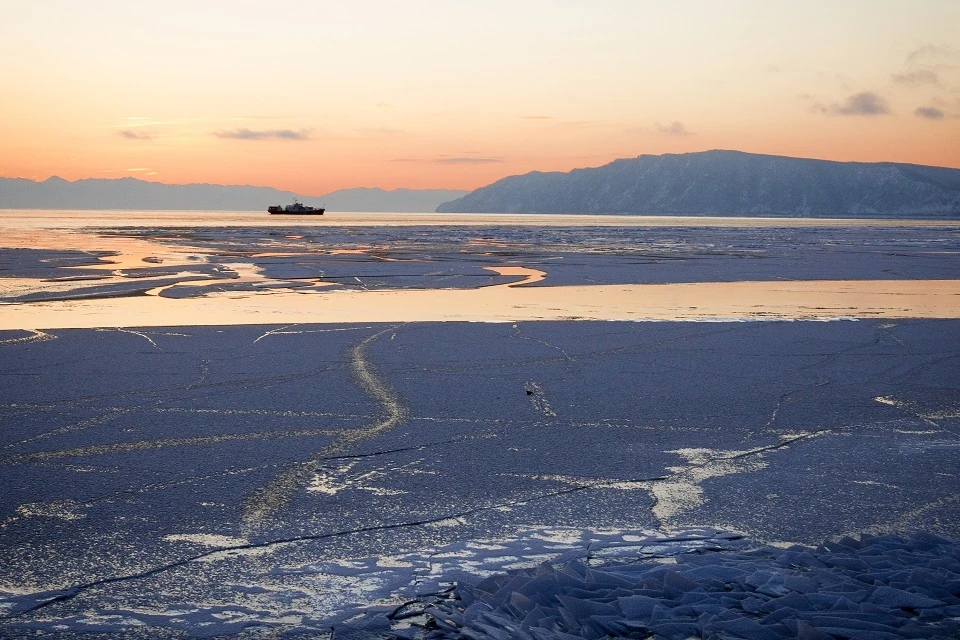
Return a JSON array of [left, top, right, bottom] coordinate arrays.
[[5, 148, 960, 195]]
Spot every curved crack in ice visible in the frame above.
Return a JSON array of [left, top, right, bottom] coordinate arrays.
[[241, 326, 407, 527]]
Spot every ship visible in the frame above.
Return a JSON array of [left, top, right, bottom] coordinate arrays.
[[268, 199, 325, 215]]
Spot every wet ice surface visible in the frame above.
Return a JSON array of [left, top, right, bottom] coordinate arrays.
[[2, 224, 960, 303], [1, 220, 959, 637], [4, 225, 960, 329]]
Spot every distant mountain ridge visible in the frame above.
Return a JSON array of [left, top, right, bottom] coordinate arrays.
[[0, 176, 466, 212], [436, 150, 960, 218]]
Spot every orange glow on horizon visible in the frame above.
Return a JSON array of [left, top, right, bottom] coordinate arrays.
[[2, 1, 959, 196]]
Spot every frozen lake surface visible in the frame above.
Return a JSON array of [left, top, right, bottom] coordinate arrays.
[[0, 212, 958, 637]]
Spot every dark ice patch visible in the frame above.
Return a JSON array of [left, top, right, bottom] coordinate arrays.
[[0, 248, 114, 278]]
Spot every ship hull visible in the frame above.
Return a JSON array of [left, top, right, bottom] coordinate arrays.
[[268, 205, 324, 215]]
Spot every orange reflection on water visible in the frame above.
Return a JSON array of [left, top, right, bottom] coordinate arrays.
[[3, 280, 960, 330], [483, 266, 547, 287]]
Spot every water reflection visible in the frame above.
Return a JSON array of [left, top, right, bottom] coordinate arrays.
[[2, 212, 959, 329]]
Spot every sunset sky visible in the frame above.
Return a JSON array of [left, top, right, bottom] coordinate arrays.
[[2, 1, 959, 196]]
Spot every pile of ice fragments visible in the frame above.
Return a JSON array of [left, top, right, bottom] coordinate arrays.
[[384, 533, 960, 640]]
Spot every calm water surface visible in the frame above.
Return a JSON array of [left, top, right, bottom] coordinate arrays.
[[3, 209, 959, 229]]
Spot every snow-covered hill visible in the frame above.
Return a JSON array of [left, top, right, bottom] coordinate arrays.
[[437, 150, 960, 218]]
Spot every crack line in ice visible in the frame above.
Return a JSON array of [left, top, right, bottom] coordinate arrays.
[[511, 431, 829, 527], [523, 381, 557, 417], [0, 329, 57, 347], [308, 459, 417, 496], [0, 428, 343, 464], [253, 325, 375, 344], [252, 324, 296, 344], [0, 463, 289, 530], [110, 327, 159, 349], [162, 534, 250, 547], [242, 326, 408, 526], [0, 478, 655, 621], [0, 408, 133, 452], [874, 394, 960, 436]]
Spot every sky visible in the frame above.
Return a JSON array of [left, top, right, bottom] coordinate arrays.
[[1, 0, 959, 196]]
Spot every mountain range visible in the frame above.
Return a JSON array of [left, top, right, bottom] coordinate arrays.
[[437, 150, 960, 218], [5, 151, 960, 217], [0, 176, 466, 212]]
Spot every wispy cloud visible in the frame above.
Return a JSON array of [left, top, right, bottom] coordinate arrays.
[[815, 92, 891, 116], [392, 156, 505, 164], [892, 69, 939, 86], [118, 129, 153, 140], [213, 128, 312, 140], [914, 106, 946, 120], [435, 157, 504, 164], [126, 167, 153, 172], [655, 121, 693, 136], [906, 44, 960, 67]]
